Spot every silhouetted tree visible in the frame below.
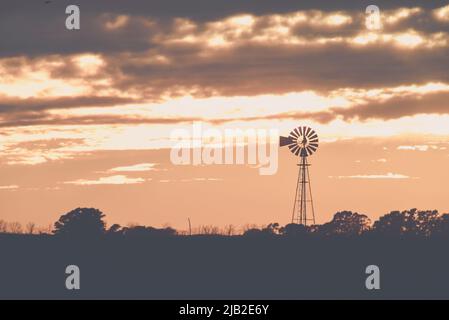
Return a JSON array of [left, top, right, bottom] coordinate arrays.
[[8, 222, 23, 234], [198, 225, 220, 235], [372, 209, 439, 237], [319, 211, 371, 236], [107, 224, 122, 235], [265, 223, 280, 234], [53, 207, 106, 237], [279, 223, 309, 237], [428, 212, 449, 237], [223, 224, 236, 236], [241, 224, 258, 234], [243, 223, 280, 237], [242, 228, 263, 237], [26, 222, 36, 234], [0, 220, 7, 233], [414, 209, 440, 236], [121, 225, 176, 237]]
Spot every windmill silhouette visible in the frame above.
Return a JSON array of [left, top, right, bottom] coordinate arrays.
[[280, 126, 319, 225]]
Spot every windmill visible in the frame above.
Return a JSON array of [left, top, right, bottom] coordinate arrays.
[[280, 126, 319, 225]]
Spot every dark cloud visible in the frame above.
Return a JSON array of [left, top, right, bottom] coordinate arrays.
[[4, 90, 448, 128], [9, 138, 86, 151], [209, 91, 449, 124], [0, 96, 137, 113], [1, 0, 449, 128], [209, 110, 336, 125], [336, 91, 449, 121], [1, 2, 449, 97], [0, 0, 448, 57], [0, 95, 143, 128], [0, 114, 204, 128], [101, 44, 449, 97]]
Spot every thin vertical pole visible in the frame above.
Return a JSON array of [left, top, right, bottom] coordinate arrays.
[[306, 158, 316, 225], [299, 159, 302, 224], [292, 161, 301, 223], [303, 156, 307, 225]]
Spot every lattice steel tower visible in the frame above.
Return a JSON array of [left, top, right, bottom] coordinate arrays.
[[280, 126, 319, 225]]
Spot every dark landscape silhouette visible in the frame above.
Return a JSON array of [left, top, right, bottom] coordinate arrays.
[[1, 207, 449, 299]]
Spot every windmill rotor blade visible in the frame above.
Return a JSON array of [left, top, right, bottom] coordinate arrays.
[[308, 133, 318, 140], [306, 146, 315, 155], [290, 145, 300, 155], [289, 131, 298, 139], [309, 143, 318, 149], [305, 127, 311, 137], [295, 147, 302, 156], [308, 138, 319, 143], [304, 147, 311, 156], [304, 127, 312, 137], [290, 128, 299, 138], [295, 127, 302, 138]]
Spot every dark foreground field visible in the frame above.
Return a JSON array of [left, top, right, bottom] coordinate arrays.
[[1, 234, 448, 299]]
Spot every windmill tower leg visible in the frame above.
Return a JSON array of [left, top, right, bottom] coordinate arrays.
[[291, 161, 301, 224], [306, 158, 316, 225]]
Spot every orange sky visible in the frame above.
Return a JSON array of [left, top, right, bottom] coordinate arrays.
[[0, 1, 449, 231]]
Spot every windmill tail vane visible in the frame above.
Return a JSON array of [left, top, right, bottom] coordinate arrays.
[[280, 126, 319, 226]]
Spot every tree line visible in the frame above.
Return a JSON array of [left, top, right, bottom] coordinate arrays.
[[2, 207, 449, 238]]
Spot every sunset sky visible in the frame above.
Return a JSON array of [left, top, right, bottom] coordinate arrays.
[[1, 0, 449, 231]]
